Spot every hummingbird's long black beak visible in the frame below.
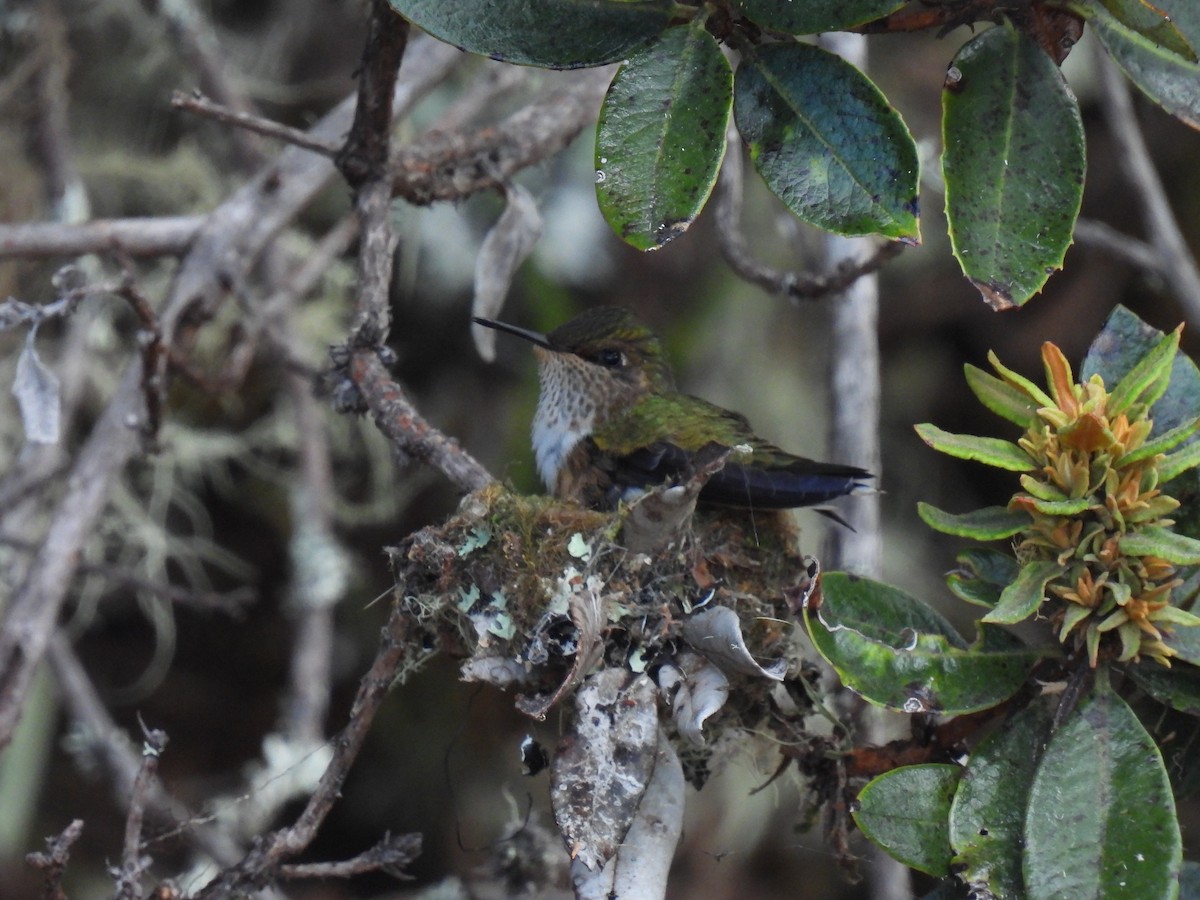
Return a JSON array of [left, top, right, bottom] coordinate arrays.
[[472, 316, 552, 349]]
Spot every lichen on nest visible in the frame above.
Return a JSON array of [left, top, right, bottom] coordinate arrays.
[[387, 481, 825, 761]]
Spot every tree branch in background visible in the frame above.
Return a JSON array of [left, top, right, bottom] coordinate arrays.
[[171, 90, 341, 158], [153, 0, 269, 168], [113, 722, 168, 900], [391, 67, 613, 204], [1095, 44, 1200, 322], [192, 608, 420, 897], [25, 818, 84, 900], [46, 634, 245, 867], [713, 139, 904, 302], [0, 216, 205, 259], [0, 34, 462, 753]]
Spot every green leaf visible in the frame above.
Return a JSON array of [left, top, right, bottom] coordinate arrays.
[[1024, 680, 1181, 900], [1016, 495, 1092, 516], [1119, 525, 1200, 564], [1083, 306, 1200, 540], [1094, 0, 1200, 127], [914, 424, 1034, 471], [734, 42, 920, 241], [1126, 659, 1200, 715], [964, 363, 1039, 427], [595, 24, 732, 249], [950, 698, 1055, 897], [387, 0, 672, 69], [806, 573, 1045, 714], [1116, 416, 1200, 466], [1164, 621, 1200, 666], [1107, 326, 1181, 417], [734, 0, 905, 34], [854, 764, 960, 877], [947, 548, 1022, 608], [918, 502, 1031, 540], [1159, 439, 1200, 484], [1088, 0, 1197, 61], [942, 22, 1085, 309], [983, 560, 1064, 625]]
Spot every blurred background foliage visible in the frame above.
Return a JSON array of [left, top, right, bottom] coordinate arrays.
[[0, 0, 1198, 897]]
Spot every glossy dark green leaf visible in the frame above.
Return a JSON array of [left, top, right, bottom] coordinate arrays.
[[947, 548, 1021, 608], [1126, 659, 1200, 715], [1089, 0, 1197, 61], [595, 24, 731, 250], [914, 424, 1034, 471], [942, 22, 1085, 309], [950, 697, 1055, 897], [387, 0, 672, 69], [1094, 0, 1200, 127], [734, 0, 905, 34], [806, 573, 1043, 714], [1024, 680, 1181, 899], [917, 503, 1031, 540], [983, 560, 1063, 625], [734, 42, 920, 241], [854, 764, 960, 877]]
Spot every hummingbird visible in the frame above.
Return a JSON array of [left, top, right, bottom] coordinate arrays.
[[474, 306, 871, 514]]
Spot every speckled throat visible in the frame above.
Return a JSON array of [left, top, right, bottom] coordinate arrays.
[[531, 347, 639, 501]]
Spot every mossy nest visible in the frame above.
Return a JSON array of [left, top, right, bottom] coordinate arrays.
[[388, 482, 827, 772]]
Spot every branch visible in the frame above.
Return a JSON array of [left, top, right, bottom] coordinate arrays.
[[171, 90, 341, 158], [0, 216, 206, 259], [277, 832, 421, 881], [46, 634, 245, 866], [1096, 44, 1200, 322], [153, 0, 268, 168], [392, 67, 613, 204], [713, 137, 904, 301], [113, 722, 168, 900], [347, 351, 495, 493], [0, 34, 462, 752], [192, 607, 416, 897], [25, 819, 84, 900]]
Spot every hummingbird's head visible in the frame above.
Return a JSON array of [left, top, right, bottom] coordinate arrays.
[[474, 306, 677, 402]]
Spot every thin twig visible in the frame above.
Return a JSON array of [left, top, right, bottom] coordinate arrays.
[[46, 634, 245, 866], [114, 721, 169, 900], [113, 270, 167, 444], [1073, 218, 1170, 280], [171, 90, 342, 158], [1096, 44, 1200, 321], [25, 819, 85, 900], [154, 0, 268, 168], [713, 138, 904, 301], [192, 607, 416, 897], [277, 832, 421, 881]]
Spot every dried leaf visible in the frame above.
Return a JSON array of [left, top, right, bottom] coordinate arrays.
[[570, 730, 684, 898], [657, 651, 729, 746], [680, 605, 788, 680], [515, 581, 606, 719], [550, 669, 658, 871], [12, 328, 61, 445], [471, 183, 543, 362]]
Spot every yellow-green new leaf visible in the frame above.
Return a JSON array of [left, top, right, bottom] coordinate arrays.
[[915, 424, 1034, 471], [965, 364, 1039, 427]]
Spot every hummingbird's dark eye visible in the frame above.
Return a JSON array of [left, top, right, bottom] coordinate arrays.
[[595, 348, 625, 368]]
